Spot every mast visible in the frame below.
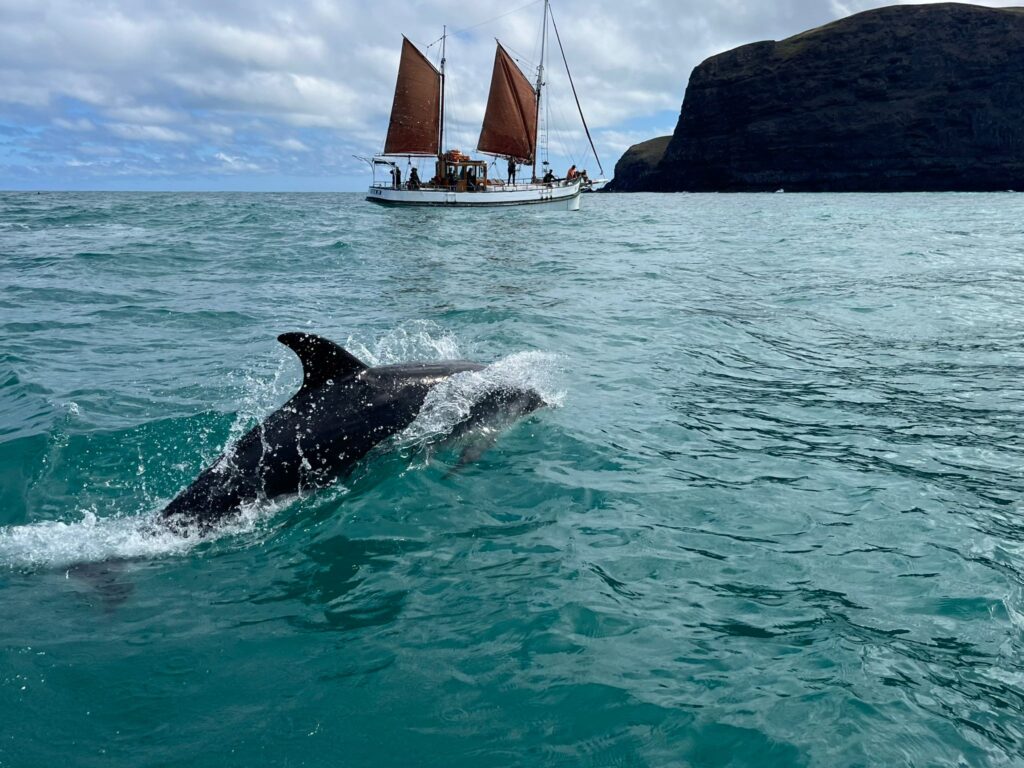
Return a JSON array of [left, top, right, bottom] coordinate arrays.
[[532, 0, 548, 182], [438, 26, 447, 168], [549, 6, 603, 177]]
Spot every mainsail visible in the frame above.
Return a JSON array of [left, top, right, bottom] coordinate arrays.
[[477, 44, 537, 163], [384, 37, 441, 156]]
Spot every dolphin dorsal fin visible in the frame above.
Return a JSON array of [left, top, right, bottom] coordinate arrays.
[[278, 332, 367, 390]]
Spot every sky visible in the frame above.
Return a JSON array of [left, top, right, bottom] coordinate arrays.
[[0, 0, 1019, 191]]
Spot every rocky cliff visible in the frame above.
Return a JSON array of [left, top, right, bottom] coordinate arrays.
[[608, 3, 1024, 192], [607, 136, 671, 191]]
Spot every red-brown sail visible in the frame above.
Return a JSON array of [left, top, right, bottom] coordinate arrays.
[[384, 37, 441, 156], [477, 44, 537, 163]]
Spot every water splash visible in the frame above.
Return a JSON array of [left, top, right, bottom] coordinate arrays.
[[0, 495, 296, 572], [344, 320, 463, 366], [397, 350, 564, 450], [0, 508, 190, 571], [222, 353, 298, 462]]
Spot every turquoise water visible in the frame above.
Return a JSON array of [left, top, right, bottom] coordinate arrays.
[[2, 191, 1024, 766]]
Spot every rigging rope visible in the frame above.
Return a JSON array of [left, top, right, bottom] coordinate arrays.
[[548, 4, 604, 176], [425, 0, 544, 48]]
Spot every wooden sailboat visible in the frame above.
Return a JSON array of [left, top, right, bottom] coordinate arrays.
[[366, 0, 601, 210]]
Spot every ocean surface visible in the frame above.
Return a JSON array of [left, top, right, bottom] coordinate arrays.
[[1, 191, 1023, 767]]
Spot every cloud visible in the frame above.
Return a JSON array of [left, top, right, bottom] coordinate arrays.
[[273, 138, 310, 152], [108, 123, 192, 142], [104, 105, 186, 124], [214, 151, 261, 171], [0, 0, 1020, 189], [53, 117, 95, 131], [598, 126, 676, 157]]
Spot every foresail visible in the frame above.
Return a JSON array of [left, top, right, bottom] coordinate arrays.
[[384, 37, 441, 156], [477, 44, 537, 163]]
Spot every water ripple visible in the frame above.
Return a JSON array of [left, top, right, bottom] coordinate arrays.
[[1, 192, 1024, 766]]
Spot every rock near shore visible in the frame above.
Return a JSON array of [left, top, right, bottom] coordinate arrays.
[[608, 3, 1024, 192]]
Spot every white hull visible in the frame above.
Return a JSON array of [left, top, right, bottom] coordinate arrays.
[[366, 179, 582, 210]]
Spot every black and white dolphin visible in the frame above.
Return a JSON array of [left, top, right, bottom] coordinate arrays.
[[160, 332, 545, 533]]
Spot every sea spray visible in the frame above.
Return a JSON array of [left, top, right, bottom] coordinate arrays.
[[396, 350, 564, 452], [0, 494, 304, 572], [344, 319, 464, 366]]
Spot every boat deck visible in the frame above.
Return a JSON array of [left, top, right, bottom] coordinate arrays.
[[368, 180, 576, 194], [367, 178, 582, 210]]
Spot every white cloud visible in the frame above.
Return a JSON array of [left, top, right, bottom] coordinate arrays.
[[199, 123, 235, 138], [273, 138, 310, 151], [214, 151, 261, 171], [76, 144, 121, 156], [598, 127, 676, 157], [54, 117, 95, 131], [0, 70, 51, 107], [108, 123, 192, 142], [181, 20, 327, 69], [104, 105, 186, 124]]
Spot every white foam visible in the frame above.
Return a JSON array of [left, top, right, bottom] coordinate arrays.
[[0, 496, 291, 572], [398, 350, 564, 449], [0, 509, 190, 571]]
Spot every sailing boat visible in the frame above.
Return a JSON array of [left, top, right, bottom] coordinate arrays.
[[366, 0, 602, 210]]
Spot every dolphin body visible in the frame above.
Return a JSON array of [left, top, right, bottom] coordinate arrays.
[[160, 332, 545, 533]]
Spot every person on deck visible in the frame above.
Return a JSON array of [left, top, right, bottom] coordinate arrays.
[[508, 157, 517, 185], [566, 164, 577, 181], [408, 167, 421, 190], [542, 169, 555, 184]]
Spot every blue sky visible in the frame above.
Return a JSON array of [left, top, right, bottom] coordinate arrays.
[[0, 0, 1018, 191]]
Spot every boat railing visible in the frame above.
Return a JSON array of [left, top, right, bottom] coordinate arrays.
[[368, 179, 580, 193]]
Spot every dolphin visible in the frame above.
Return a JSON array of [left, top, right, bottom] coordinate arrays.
[[160, 332, 545, 533]]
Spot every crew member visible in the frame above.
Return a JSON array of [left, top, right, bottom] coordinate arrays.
[[508, 157, 517, 185]]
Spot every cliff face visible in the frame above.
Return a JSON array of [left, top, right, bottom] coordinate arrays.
[[606, 136, 671, 191], [609, 3, 1024, 192]]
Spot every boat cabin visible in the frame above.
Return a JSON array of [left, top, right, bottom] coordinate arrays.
[[435, 151, 489, 192]]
